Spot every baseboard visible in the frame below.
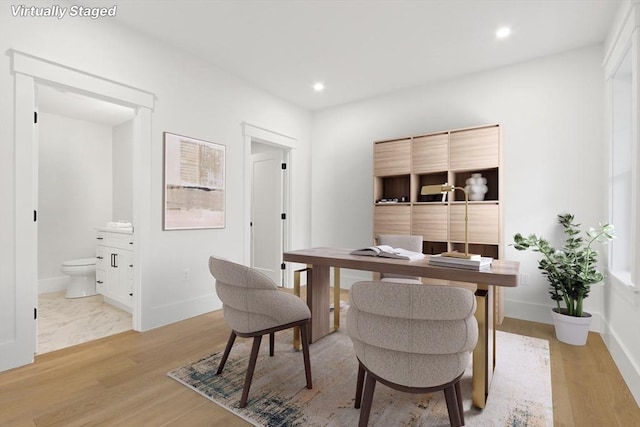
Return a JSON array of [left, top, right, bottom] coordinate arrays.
[[503, 299, 604, 332], [38, 276, 68, 294], [141, 293, 222, 331], [601, 320, 640, 407]]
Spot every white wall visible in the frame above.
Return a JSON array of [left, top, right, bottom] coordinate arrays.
[[312, 46, 607, 322], [0, 3, 312, 352], [112, 119, 134, 222], [37, 113, 113, 287]]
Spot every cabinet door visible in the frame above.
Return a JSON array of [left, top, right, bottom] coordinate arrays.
[[450, 204, 500, 244], [374, 205, 411, 236], [374, 139, 411, 176], [106, 249, 133, 309], [412, 133, 448, 173], [411, 204, 448, 241], [450, 126, 499, 170]]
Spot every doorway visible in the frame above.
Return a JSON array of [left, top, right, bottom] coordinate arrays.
[[4, 50, 154, 372], [243, 123, 296, 288], [251, 144, 286, 284], [35, 83, 135, 353]]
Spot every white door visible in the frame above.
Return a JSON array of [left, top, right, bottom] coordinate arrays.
[[251, 150, 284, 284]]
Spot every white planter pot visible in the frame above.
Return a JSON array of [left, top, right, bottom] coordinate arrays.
[[550, 308, 592, 346]]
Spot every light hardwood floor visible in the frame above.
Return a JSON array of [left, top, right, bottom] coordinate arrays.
[[1, 290, 639, 426]]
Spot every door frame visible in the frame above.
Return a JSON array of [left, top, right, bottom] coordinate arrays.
[[5, 50, 154, 371], [242, 122, 296, 287]]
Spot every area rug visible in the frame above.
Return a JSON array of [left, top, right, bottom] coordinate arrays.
[[168, 322, 552, 426]]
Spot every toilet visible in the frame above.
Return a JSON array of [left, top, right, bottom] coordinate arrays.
[[60, 258, 98, 299]]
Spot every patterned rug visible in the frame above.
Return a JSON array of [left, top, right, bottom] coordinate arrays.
[[168, 322, 552, 426]]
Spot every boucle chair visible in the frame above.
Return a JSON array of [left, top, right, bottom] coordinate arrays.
[[209, 255, 312, 408], [377, 234, 424, 283], [347, 281, 478, 427]]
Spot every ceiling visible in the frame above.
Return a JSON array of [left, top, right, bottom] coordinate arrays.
[[49, 0, 621, 117]]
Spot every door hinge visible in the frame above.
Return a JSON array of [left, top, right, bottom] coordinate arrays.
[[34, 111, 38, 124], [281, 213, 286, 220], [281, 263, 286, 270], [34, 307, 37, 320], [281, 163, 287, 170]]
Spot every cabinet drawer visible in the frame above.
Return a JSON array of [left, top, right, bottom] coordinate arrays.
[[96, 231, 133, 249], [374, 139, 411, 176], [108, 233, 133, 249], [412, 133, 448, 173], [374, 205, 411, 236], [450, 126, 499, 170], [450, 204, 500, 244], [411, 204, 448, 241]]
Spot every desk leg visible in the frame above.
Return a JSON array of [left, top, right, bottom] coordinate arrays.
[[309, 264, 331, 343], [333, 267, 341, 331], [293, 268, 310, 351], [472, 284, 494, 409]]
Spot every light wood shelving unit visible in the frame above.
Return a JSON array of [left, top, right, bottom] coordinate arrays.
[[372, 123, 504, 322]]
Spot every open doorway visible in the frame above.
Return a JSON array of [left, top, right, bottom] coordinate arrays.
[[35, 83, 135, 353], [5, 50, 154, 372], [243, 123, 296, 288]]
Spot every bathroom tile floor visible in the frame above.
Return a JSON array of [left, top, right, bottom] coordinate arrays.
[[37, 291, 132, 354]]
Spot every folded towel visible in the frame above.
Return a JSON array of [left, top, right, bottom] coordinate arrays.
[[106, 221, 132, 228]]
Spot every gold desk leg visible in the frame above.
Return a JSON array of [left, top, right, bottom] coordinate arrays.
[[333, 267, 341, 331], [472, 284, 494, 409]]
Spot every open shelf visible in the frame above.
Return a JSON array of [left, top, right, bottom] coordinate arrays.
[[450, 243, 499, 259], [374, 175, 410, 202], [452, 168, 499, 202], [415, 172, 448, 202], [423, 241, 448, 255]]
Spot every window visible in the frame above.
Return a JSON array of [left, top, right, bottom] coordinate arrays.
[[609, 46, 637, 289]]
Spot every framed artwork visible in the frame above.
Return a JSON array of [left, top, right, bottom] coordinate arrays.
[[163, 132, 226, 230]]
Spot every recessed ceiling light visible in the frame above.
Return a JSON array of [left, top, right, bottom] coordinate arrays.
[[496, 27, 511, 39], [313, 82, 325, 92]]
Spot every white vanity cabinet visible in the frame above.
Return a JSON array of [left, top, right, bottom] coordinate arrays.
[[95, 228, 133, 312]]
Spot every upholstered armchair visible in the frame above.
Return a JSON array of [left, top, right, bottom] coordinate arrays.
[[208, 255, 313, 408], [377, 234, 423, 283], [347, 281, 478, 426]]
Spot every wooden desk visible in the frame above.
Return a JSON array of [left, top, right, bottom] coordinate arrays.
[[283, 247, 519, 409]]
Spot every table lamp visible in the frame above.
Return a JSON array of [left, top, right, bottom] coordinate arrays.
[[420, 183, 479, 259]]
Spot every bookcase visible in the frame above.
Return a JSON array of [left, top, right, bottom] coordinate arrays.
[[372, 123, 504, 322]]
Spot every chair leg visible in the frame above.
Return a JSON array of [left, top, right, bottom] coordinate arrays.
[[455, 380, 465, 426], [216, 331, 237, 375], [299, 322, 313, 389], [239, 335, 263, 408], [354, 363, 366, 408], [444, 384, 462, 427], [269, 332, 275, 357], [358, 373, 377, 427]]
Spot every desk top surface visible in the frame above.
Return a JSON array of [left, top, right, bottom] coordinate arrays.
[[283, 247, 520, 287]]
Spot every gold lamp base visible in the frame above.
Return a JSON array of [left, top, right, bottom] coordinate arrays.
[[440, 251, 481, 260]]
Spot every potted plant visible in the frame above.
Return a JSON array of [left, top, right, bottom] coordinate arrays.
[[512, 213, 614, 345]]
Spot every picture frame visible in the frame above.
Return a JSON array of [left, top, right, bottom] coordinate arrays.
[[163, 132, 226, 230]]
